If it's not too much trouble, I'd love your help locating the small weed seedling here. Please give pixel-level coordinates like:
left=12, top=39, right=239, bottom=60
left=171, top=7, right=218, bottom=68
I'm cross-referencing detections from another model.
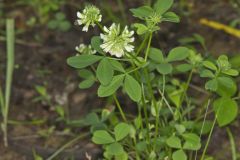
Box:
left=67, top=0, right=239, bottom=160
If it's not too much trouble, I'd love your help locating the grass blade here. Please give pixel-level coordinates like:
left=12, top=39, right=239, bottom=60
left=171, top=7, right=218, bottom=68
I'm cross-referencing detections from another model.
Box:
left=2, top=18, right=15, bottom=147
left=226, top=127, right=237, bottom=160
left=0, top=86, right=4, bottom=112
left=5, top=18, right=15, bottom=115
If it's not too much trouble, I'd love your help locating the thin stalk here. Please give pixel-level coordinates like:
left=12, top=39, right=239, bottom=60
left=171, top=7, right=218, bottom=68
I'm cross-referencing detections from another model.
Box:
left=143, top=68, right=159, bottom=147
left=154, top=75, right=166, bottom=149
left=2, top=19, right=15, bottom=147
left=107, top=57, right=130, bottom=62
left=113, top=94, right=127, bottom=122
left=136, top=34, right=149, bottom=56
left=158, top=89, right=174, bottom=115
left=96, top=21, right=104, bottom=32
left=126, top=63, right=146, bottom=74
left=226, top=127, right=237, bottom=160
left=126, top=52, right=146, bottom=147
left=194, top=99, right=210, bottom=160
left=180, top=69, right=194, bottom=106
left=144, top=33, right=153, bottom=61
left=126, top=52, right=141, bottom=64
left=141, top=84, right=151, bottom=144
left=0, top=86, right=4, bottom=112
left=200, top=116, right=217, bottom=160
left=46, top=133, right=89, bottom=160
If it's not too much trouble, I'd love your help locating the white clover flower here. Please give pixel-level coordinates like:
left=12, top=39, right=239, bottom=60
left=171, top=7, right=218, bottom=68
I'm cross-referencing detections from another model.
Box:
left=75, top=43, right=96, bottom=55
left=77, top=5, right=102, bottom=32
left=100, top=23, right=135, bottom=58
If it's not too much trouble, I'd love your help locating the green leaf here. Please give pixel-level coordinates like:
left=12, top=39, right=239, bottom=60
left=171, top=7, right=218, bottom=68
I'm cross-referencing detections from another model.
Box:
left=200, top=69, right=215, bottom=78
left=136, top=141, right=148, bottom=151
left=59, top=21, right=71, bottom=32
left=175, top=124, right=186, bottom=134
left=154, top=0, right=174, bottom=15
left=193, top=34, right=206, bottom=48
left=167, top=47, right=190, bottom=62
left=91, top=36, right=104, bottom=54
left=182, top=133, right=201, bottom=150
left=67, top=55, right=102, bottom=69
left=78, top=69, right=94, bottom=79
left=97, top=58, right=114, bottom=85
left=109, top=59, right=125, bottom=72
left=115, top=151, right=128, bottom=160
left=149, top=47, right=164, bottom=63
left=124, top=74, right=141, bottom=102
left=98, top=74, right=125, bottom=97
left=106, top=142, right=124, bottom=155
left=162, top=12, right=180, bottom=23
left=216, top=77, right=237, bottom=97
left=133, top=23, right=148, bottom=35
left=114, top=123, right=131, bottom=141
left=55, top=12, right=66, bottom=20
left=79, top=79, right=95, bottom=89
left=195, top=120, right=213, bottom=135
left=168, top=90, right=182, bottom=108
left=172, top=150, right=187, bottom=160
left=130, top=6, right=154, bottom=19
left=176, top=64, right=192, bottom=72
left=84, top=112, right=100, bottom=126
left=222, top=69, right=239, bottom=76
left=213, top=97, right=238, bottom=127
left=166, top=136, right=182, bottom=149
left=78, top=69, right=95, bottom=89
left=92, top=130, right=115, bottom=144
left=203, top=61, right=217, bottom=71
left=205, top=79, right=218, bottom=91
left=157, top=63, right=173, bottom=74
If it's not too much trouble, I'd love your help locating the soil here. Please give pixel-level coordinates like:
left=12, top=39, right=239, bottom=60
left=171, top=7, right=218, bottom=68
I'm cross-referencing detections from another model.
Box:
left=0, top=0, right=240, bottom=159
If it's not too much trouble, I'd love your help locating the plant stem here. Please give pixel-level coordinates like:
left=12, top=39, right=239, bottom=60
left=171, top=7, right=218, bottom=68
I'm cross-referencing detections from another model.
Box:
left=126, top=63, right=146, bottom=74
left=143, top=69, right=159, bottom=147
left=144, top=33, right=153, bottom=61
left=113, top=94, right=127, bottom=122
left=0, top=86, right=4, bottom=112
left=2, top=19, right=15, bottom=147
left=136, top=34, right=149, bottom=56
left=158, top=89, right=174, bottom=116
left=154, top=75, right=166, bottom=148
left=226, top=127, right=237, bottom=160
left=141, top=86, right=151, bottom=144
left=180, top=69, right=194, bottom=106
left=194, top=99, right=210, bottom=160
left=96, top=21, right=104, bottom=32
left=46, top=133, right=89, bottom=160
left=200, top=116, right=217, bottom=160
left=126, top=53, right=146, bottom=150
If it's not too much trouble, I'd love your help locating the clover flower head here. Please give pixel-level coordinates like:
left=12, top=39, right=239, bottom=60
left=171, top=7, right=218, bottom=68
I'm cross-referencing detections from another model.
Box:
left=100, top=23, right=135, bottom=58
left=75, top=43, right=96, bottom=55
left=77, top=5, right=102, bottom=32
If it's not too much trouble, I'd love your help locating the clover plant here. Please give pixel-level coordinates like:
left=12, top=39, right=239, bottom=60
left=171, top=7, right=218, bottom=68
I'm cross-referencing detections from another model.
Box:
left=67, top=0, right=239, bottom=159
